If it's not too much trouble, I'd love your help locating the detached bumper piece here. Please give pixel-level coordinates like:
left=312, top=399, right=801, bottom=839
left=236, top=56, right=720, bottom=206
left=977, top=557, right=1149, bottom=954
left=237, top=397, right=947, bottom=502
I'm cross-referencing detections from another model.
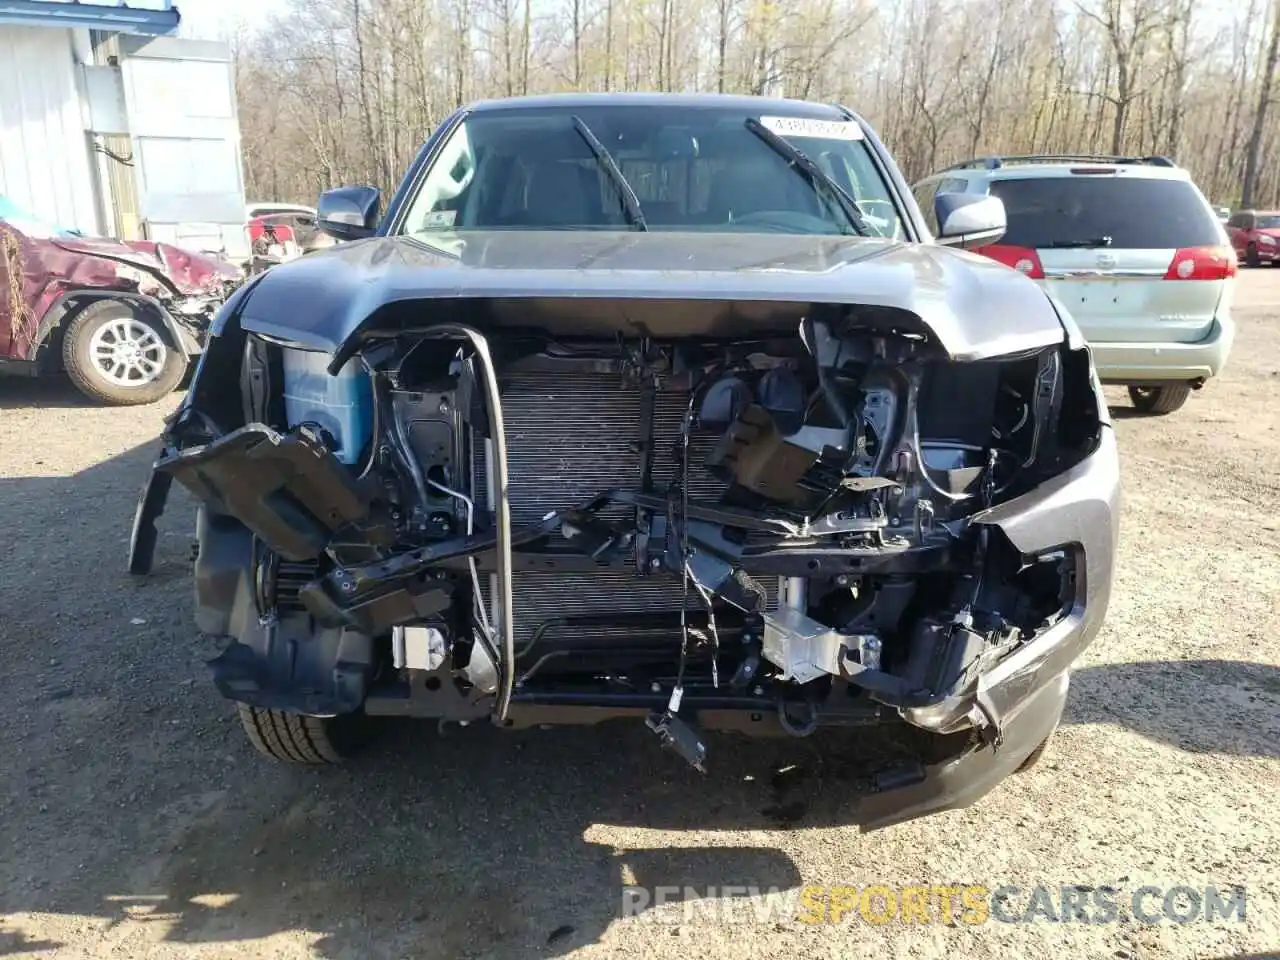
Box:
left=209, top=632, right=374, bottom=717
left=128, top=465, right=173, bottom=575
left=155, top=423, right=395, bottom=563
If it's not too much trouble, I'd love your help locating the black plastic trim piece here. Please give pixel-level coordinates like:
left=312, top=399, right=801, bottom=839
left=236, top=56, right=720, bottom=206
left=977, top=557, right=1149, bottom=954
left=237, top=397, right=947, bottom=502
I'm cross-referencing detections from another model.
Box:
left=127, top=464, right=173, bottom=575
left=369, top=324, right=515, bottom=725
left=153, top=423, right=390, bottom=562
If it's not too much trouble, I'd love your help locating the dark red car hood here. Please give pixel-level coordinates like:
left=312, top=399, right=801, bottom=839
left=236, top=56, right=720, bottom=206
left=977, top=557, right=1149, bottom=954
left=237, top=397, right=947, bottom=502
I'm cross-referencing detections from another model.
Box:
left=50, top=235, right=241, bottom=296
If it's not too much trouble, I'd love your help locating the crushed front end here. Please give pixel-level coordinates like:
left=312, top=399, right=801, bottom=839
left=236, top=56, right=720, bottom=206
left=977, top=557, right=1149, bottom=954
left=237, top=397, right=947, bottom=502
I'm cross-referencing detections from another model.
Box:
left=137, top=292, right=1118, bottom=829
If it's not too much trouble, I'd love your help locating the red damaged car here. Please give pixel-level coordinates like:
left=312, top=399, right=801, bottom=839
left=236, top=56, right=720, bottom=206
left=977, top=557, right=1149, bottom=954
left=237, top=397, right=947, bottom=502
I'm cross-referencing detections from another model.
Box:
left=1226, top=209, right=1280, bottom=267
left=0, top=198, right=243, bottom=405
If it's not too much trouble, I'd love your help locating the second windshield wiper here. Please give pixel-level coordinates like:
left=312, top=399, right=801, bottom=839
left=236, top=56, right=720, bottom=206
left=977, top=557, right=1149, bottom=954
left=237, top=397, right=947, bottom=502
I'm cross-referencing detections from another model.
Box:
left=743, top=117, right=869, bottom=236
left=571, top=116, right=647, bottom=231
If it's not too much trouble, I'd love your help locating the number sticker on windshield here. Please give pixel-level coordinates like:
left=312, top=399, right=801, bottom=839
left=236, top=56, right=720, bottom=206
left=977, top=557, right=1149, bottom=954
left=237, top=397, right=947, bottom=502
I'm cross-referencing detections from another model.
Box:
left=759, top=116, right=864, bottom=141
left=422, top=209, right=457, bottom=228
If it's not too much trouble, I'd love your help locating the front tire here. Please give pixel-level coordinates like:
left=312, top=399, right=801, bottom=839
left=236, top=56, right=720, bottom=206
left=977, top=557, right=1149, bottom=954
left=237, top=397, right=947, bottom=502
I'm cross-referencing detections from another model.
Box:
left=1016, top=729, right=1055, bottom=773
left=1246, top=243, right=1261, bottom=268
left=236, top=704, right=378, bottom=764
left=62, top=300, right=187, bottom=405
left=1128, top=384, right=1192, bottom=415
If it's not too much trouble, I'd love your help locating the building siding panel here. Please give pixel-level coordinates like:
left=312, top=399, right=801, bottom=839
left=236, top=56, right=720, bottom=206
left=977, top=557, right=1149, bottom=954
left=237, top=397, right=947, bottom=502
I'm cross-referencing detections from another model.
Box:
left=0, top=26, right=99, bottom=233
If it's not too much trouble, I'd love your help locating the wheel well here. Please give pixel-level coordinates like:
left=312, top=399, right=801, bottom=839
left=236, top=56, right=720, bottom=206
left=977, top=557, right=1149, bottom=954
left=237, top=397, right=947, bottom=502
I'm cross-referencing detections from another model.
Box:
left=35, top=294, right=180, bottom=372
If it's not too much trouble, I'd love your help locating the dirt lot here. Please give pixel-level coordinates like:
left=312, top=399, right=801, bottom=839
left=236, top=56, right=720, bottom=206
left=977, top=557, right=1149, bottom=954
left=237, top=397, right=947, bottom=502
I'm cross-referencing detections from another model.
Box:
left=2, top=272, right=1278, bottom=960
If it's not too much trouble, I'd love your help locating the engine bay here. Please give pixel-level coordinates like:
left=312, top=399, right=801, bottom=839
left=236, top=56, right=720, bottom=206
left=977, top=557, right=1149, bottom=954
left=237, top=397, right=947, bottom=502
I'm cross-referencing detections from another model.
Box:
left=154, top=302, right=1103, bottom=770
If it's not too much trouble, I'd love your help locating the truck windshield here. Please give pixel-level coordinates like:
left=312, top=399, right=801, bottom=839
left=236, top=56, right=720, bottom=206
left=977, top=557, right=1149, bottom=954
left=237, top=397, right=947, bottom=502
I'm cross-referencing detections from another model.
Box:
left=397, top=105, right=904, bottom=239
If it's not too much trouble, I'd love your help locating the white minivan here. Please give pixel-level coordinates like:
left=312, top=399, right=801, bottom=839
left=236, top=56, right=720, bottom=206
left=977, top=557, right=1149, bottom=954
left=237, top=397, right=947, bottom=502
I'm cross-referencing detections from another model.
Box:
left=912, top=154, right=1236, bottom=415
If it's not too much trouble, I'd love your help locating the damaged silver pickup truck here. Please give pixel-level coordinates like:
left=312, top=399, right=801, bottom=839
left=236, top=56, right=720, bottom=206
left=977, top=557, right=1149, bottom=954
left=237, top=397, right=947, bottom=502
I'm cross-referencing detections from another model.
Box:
left=129, top=94, right=1120, bottom=830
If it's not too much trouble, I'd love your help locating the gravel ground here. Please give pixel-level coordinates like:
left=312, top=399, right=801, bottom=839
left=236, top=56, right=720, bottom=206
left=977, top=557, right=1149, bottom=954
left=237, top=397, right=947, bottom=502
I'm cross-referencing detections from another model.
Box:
left=1, top=272, right=1278, bottom=960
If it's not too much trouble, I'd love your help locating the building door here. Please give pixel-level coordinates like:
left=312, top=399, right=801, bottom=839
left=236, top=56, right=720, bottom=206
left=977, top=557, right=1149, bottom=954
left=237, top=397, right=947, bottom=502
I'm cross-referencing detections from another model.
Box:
left=119, top=36, right=247, bottom=260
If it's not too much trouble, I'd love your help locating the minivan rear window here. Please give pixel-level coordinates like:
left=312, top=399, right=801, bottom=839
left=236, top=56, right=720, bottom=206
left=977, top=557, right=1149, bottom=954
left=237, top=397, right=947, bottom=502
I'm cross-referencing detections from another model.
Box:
left=987, top=177, right=1222, bottom=249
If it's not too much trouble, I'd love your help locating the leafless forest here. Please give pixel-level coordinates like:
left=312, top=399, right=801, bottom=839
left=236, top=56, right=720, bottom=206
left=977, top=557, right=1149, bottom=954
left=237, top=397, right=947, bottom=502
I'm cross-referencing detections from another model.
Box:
left=232, top=0, right=1280, bottom=212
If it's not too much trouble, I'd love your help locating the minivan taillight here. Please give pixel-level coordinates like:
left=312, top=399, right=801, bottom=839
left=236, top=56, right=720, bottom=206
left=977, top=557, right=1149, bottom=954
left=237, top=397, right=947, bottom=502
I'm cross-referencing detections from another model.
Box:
left=1164, top=245, right=1238, bottom=280
left=976, top=244, right=1045, bottom=279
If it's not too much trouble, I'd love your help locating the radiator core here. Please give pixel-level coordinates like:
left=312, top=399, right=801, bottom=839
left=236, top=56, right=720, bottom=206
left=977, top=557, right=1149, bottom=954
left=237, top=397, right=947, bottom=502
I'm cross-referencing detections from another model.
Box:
left=472, top=370, right=778, bottom=650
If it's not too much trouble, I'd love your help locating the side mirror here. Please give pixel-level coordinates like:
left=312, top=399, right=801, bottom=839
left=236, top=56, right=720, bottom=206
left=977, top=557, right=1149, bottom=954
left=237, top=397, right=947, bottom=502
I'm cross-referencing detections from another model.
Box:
left=317, top=186, right=382, bottom=241
left=934, top=192, right=1007, bottom=249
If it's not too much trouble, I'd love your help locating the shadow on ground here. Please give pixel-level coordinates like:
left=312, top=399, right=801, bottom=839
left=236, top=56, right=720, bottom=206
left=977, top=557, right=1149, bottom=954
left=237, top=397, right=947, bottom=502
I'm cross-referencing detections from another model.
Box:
left=1065, top=659, right=1280, bottom=759
left=1107, top=396, right=1185, bottom=420
left=0, top=374, right=98, bottom=411
left=0, top=429, right=876, bottom=959
left=1, top=407, right=1277, bottom=959
left=0, top=357, right=195, bottom=412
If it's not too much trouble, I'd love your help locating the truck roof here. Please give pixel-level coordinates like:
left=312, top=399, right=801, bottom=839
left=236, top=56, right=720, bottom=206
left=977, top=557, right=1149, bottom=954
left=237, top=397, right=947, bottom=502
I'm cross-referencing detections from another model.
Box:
left=466, top=91, right=850, bottom=119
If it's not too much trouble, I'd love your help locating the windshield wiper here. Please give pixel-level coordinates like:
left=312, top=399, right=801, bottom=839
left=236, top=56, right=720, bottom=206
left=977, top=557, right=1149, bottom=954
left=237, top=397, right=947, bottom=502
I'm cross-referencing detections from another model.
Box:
left=571, top=116, right=647, bottom=232
left=742, top=117, right=869, bottom=236
left=1045, top=236, right=1113, bottom=248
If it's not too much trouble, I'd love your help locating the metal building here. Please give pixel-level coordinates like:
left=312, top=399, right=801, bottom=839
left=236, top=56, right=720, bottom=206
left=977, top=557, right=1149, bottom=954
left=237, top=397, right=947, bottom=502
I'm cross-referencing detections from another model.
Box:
left=0, top=0, right=248, bottom=259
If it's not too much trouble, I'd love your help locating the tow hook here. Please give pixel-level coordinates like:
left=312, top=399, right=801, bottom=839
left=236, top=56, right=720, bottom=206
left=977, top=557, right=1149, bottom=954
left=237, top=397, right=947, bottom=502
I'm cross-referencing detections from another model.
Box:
left=777, top=698, right=820, bottom=738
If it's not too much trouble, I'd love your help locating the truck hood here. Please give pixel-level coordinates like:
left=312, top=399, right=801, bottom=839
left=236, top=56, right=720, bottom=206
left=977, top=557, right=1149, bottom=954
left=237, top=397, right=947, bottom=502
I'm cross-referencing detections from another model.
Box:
left=231, top=231, right=1068, bottom=362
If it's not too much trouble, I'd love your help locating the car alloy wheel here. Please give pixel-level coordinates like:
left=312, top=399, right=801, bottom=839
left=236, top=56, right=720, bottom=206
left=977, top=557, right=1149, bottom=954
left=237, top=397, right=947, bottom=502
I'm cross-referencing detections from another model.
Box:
left=87, top=315, right=169, bottom=388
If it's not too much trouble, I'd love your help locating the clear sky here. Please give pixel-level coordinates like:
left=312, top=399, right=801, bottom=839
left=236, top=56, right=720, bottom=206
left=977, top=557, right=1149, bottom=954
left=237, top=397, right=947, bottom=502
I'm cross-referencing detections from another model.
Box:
left=175, top=0, right=288, bottom=41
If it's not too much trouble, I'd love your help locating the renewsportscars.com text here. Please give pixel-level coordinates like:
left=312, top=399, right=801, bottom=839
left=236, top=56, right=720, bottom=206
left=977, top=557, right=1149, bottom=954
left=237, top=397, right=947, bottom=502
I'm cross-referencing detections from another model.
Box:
left=620, top=883, right=1247, bottom=926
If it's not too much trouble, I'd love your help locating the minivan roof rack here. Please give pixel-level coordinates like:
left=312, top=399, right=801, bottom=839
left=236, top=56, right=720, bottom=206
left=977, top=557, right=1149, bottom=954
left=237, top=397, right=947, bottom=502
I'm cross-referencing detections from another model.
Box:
left=941, top=153, right=1178, bottom=172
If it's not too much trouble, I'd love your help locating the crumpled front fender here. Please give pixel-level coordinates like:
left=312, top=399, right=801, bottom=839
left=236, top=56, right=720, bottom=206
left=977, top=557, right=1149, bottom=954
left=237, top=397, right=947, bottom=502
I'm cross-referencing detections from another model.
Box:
left=903, top=425, right=1120, bottom=737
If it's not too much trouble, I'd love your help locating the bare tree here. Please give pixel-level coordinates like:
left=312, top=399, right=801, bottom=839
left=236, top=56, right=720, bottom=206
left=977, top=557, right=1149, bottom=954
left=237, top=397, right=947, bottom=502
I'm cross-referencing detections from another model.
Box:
left=1077, top=0, right=1170, bottom=153
left=1243, top=0, right=1280, bottom=207
left=1156, top=0, right=1193, bottom=157
left=715, top=0, right=734, bottom=93
left=228, top=0, right=1280, bottom=210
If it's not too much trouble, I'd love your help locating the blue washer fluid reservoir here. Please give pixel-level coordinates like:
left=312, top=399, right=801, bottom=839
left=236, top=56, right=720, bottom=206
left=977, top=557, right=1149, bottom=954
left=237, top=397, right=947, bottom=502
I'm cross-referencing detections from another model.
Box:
left=281, top=349, right=374, bottom=465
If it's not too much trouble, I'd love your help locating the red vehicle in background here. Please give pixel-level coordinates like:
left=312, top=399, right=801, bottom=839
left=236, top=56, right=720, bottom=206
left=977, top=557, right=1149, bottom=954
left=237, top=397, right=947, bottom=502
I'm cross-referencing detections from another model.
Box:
left=1, top=195, right=242, bottom=405
left=1225, top=209, right=1280, bottom=267
left=248, top=216, right=300, bottom=263
left=246, top=210, right=336, bottom=275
